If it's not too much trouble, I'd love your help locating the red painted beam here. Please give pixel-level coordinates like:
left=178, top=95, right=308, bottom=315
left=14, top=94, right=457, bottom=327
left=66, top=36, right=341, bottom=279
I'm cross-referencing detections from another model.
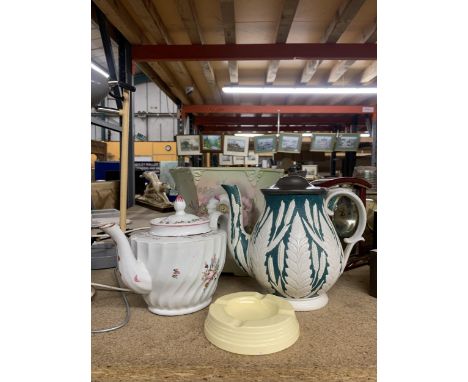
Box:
left=200, top=125, right=367, bottom=132
left=183, top=105, right=374, bottom=116
left=194, top=115, right=366, bottom=125
left=132, top=43, right=376, bottom=61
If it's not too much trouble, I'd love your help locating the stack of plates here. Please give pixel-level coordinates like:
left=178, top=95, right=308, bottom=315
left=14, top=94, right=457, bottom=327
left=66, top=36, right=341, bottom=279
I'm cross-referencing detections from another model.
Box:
left=204, top=292, right=300, bottom=355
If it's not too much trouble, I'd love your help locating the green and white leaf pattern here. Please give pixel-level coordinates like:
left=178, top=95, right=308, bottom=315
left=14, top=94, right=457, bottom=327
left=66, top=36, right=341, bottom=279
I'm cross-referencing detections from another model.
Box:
left=277, top=241, right=285, bottom=277
left=303, top=200, right=342, bottom=293
left=228, top=193, right=252, bottom=276
left=284, top=216, right=312, bottom=298
left=283, top=200, right=295, bottom=226
left=250, top=210, right=275, bottom=292
left=224, top=183, right=349, bottom=301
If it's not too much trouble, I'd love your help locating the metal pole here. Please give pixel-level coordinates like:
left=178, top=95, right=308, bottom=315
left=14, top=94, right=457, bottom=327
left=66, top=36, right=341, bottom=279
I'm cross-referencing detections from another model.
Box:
left=277, top=111, right=280, bottom=135
left=330, top=151, right=336, bottom=177
left=343, top=116, right=358, bottom=176
left=99, top=99, right=106, bottom=141
left=121, top=35, right=135, bottom=208
left=371, top=114, right=377, bottom=167
left=177, top=102, right=185, bottom=167
left=146, top=82, right=149, bottom=140
left=119, top=90, right=130, bottom=231
left=96, top=8, right=122, bottom=110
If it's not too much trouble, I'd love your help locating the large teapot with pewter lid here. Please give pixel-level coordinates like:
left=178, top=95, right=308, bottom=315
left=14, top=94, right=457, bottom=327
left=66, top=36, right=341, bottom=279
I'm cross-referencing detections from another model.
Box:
left=221, top=175, right=366, bottom=311
left=100, top=196, right=226, bottom=316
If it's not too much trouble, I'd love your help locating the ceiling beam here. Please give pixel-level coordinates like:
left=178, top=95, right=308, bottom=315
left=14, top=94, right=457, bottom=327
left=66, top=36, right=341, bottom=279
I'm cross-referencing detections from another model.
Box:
left=328, top=21, right=377, bottom=83
left=93, top=0, right=150, bottom=43
left=300, top=0, right=366, bottom=83
left=95, top=0, right=203, bottom=104
left=138, top=0, right=204, bottom=104
left=266, top=0, right=300, bottom=84
left=132, top=43, right=376, bottom=61
left=220, top=0, right=237, bottom=84
left=182, top=104, right=374, bottom=115
left=361, top=61, right=377, bottom=83
left=194, top=115, right=367, bottom=126
left=176, top=0, right=222, bottom=103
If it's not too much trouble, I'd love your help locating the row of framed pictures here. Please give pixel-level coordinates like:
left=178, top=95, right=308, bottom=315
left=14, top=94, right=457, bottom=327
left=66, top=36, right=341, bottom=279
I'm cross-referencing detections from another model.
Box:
left=219, top=152, right=259, bottom=166
left=175, top=133, right=361, bottom=156
left=176, top=134, right=251, bottom=156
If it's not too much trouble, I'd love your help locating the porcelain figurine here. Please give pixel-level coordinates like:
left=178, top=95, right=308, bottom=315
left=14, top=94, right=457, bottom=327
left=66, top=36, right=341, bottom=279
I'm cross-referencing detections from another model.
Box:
left=100, top=196, right=226, bottom=316
left=135, top=171, right=173, bottom=211
left=222, top=175, right=367, bottom=311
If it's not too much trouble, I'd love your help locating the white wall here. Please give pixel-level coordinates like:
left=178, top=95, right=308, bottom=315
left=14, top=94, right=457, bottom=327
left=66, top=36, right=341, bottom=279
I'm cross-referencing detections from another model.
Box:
left=91, top=81, right=178, bottom=142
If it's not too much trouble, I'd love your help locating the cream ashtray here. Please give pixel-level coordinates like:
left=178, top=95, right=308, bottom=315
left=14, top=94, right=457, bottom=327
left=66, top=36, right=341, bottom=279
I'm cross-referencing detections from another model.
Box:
left=204, top=292, right=300, bottom=355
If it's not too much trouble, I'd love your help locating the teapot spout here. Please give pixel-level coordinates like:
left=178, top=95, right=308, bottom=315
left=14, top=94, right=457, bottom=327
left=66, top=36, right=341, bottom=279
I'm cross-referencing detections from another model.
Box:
left=99, top=223, right=152, bottom=295
left=221, top=184, right=252, bottom=276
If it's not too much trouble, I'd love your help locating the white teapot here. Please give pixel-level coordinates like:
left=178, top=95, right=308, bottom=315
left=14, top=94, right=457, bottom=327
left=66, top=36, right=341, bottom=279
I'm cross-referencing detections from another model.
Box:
left=221, top=175, right=367, bottom=311
left=100, top=196, right=226, bottom=316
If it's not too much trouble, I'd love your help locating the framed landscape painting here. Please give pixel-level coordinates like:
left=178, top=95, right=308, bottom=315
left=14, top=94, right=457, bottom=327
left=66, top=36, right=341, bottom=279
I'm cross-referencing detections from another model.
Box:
left=278, top=133, right=302, bottom=153
left=253, top=135, right=277, bottom=155
left=176, top=135, right=201, bottom=155
left=232, top=156, right=245, bottom=165
left=309, top=133, right=336, bottom=152
left=245, top=151, right=259, bottom=166
left=223, top=135, right=249, bottom=157
left=302, top=164, right=318, bottom=177
left=219, top=154, right=233, bottom=166
left=201, top=134, right=223, bottom=153
left=334, top=133, right=361, bottom=152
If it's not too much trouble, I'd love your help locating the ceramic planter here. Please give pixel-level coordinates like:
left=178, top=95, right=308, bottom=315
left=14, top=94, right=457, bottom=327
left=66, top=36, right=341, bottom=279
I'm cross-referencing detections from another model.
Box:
left=170, top=167, right=284, bottom=274
left=170, top=167, right=284, bottom=231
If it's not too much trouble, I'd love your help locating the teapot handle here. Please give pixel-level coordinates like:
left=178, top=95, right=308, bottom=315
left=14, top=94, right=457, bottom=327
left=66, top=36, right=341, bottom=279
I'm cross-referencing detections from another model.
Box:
left=209, top=211, right=223, bottom=230
left=324, top=188, right=367, bottom=271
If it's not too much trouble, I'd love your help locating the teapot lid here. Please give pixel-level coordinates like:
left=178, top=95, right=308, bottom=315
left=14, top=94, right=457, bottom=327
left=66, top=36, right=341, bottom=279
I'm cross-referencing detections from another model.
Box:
left=262, top=175, right=326, bottom=195
left=149, top=195, right=211, bottom=237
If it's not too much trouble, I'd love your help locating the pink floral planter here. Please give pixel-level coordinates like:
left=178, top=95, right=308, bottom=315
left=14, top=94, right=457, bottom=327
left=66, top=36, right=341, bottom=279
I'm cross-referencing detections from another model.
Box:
left=170, top=167, right=284, bottom=233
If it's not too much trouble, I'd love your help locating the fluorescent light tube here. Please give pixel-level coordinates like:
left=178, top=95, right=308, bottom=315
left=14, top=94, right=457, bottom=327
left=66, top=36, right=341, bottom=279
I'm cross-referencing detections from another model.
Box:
left=222, top=87, right=377, bottom=95
left=234, top=133, right=263, bottom=137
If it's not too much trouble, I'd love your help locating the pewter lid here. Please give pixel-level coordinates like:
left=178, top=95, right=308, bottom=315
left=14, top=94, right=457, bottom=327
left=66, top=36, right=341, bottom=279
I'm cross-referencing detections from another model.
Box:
left=149, top=195, right=211, bottom=236
left=261, top=174, right=326, bottom=195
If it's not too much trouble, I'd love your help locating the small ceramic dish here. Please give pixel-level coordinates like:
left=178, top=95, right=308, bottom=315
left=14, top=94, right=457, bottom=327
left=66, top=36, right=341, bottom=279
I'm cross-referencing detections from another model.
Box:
left=204, top=291, right=300, bottom=355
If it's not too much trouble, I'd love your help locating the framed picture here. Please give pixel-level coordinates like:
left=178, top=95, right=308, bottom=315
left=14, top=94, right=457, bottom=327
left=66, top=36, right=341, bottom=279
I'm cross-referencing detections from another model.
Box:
left=245, top=151, right=259, bottom=166
left=253, top=135, right=277, bottom=155
left=201, top=134, right=223, bottom=153
left=223, top=135, right=249, bottom=157
left=219, top=154, right=233, bottom=166
left=335, top=133, right=361, bottom=152
left=302, top=164, right=318, bottom=177
left=232, top=156, right=245, bottom=165
left=278, top=133, right=302, bottom=153
left=310, top=133, right=336, bottom=152
left=176, top=135, right=201, bottom=155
